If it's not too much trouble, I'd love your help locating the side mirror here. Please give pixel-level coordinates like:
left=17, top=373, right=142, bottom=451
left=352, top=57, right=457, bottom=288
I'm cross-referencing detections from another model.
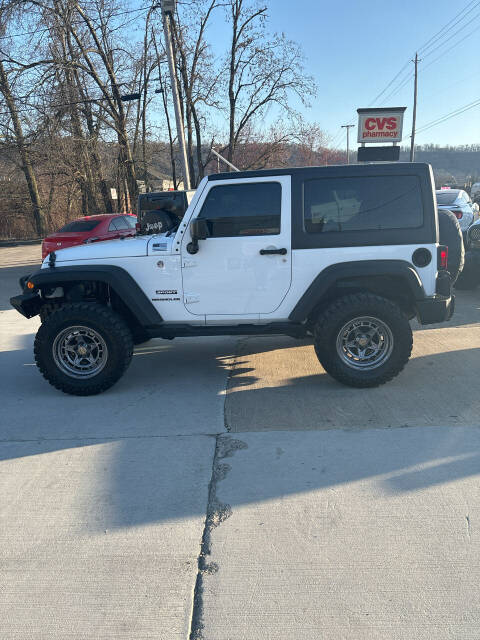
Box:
left=190, top=218, right=208, bottom=240
left=187, top=218, right=208, bottom=254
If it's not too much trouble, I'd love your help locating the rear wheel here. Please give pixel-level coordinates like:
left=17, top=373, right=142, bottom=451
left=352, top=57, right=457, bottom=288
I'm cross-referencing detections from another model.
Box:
left=314, top=293, right=413, bottom=388
left=34, top=302, right=133, bottom=395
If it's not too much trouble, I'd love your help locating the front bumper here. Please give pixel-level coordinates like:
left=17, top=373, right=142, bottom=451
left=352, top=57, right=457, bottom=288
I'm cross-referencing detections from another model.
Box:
left=10, top=292, right=43, bottom=318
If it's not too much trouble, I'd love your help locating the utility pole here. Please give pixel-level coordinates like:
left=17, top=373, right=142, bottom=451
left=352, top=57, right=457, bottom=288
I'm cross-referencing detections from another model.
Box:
left=341, top=124, right=355, bottom=164
left=160, top=0, right=191, bottom=190
left=410, top=52, right=420, bottom=162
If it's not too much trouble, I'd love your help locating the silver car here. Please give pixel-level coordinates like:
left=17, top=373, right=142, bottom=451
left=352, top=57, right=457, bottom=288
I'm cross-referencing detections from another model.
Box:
left=436, top=189, right=479, bottom=235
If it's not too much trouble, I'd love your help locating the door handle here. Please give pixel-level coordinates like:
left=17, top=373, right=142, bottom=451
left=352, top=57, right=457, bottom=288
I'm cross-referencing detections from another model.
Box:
left=259, top=248, right=287, bottom=255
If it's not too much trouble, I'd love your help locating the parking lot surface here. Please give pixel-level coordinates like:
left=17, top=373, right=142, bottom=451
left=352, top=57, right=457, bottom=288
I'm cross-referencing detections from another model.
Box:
left=1, top=244, right=480, bottom=638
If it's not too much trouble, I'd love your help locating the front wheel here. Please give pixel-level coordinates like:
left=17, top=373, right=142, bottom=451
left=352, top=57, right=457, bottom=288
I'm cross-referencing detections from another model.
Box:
left=314, top=294, right=413, bottom=388
left=34, top=302, right=133, bottom=395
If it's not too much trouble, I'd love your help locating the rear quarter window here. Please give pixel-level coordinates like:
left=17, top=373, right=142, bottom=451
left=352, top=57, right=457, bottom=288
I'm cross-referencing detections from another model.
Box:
left=436, top=191, right=458, bottom=206
left=59, top=220, right=101, bottom=232
left=109, top=217, right=129, bottom=231
left=124, top=215, right=137, bottom=228
left=304, top=175, right=424, bottom=234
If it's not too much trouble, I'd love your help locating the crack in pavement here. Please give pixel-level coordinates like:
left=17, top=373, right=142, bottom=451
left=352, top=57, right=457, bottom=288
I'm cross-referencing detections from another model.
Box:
left=222, top=336, right=247, bottom=433
left=0, top=433, right=221, bottom=443
left=188, top=435, right=248, bottom=640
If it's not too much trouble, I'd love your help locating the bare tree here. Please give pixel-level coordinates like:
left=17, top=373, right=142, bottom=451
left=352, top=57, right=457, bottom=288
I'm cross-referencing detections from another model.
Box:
left=0, top=56, right=47, bottom=235
left=0, top=0, right=328, bottom=240
left=66, top=1, right=138, bottom=209
left=171, top=0, right=222, bottom=185
left=225, top=0, right=315, bottom=166
left=152, top=29, right=178, bottom=189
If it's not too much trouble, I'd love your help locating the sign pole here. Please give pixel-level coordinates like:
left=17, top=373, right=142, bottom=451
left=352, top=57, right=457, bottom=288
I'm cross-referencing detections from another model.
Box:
left=341, top=124, right=355, bottom=164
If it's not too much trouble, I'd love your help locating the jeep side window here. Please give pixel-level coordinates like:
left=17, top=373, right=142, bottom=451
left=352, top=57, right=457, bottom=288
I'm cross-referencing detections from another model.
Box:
left=197, top=182, right=281, bottom=237
left=303, top=175, right=423, bottom=233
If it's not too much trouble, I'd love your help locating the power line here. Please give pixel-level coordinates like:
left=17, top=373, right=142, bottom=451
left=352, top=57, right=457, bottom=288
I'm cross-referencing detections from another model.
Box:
left=413, top=97, right=480, bottom=135
left=368, top=0, right=480, bottom=109
left=365, top=1, right=480, bottom=111
left=380, top=72, right=414, bottom=105
left=329, top=127, right=345, bottom=146
left=0, top=84, right=144, bottom=117
left=0, top=94, right=115, bottom=117
left=368, top=60, right=411, bottom=107
left=422, top=69, right=480, bottom=98
left=417, top=0, right=480, bottom=55
left=422, top=19, right=480, bottom=72
left=421, top=8, right=480, bottom=61
left=7, top=81, right=129, bottom=104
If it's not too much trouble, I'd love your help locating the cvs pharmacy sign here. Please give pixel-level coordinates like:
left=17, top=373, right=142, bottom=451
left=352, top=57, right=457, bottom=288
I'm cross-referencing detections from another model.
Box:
left=357, top=107, right=406, bottom=144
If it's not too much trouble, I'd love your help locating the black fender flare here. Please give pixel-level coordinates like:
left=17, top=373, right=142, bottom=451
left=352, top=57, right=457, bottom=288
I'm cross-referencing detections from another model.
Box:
left=289, top=260, right=426, bottom=323
left=26, top=265, right=162, bottom=326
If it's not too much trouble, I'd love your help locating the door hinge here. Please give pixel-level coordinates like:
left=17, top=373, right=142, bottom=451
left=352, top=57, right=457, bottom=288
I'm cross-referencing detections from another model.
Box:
left=183, top=260, right=197, bottom=268
left=185, top=294, right=200, bottom=304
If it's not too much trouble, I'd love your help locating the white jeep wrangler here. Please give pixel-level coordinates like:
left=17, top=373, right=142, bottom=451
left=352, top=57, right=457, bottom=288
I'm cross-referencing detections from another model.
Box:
left=11, top=162, right=456, bottom=395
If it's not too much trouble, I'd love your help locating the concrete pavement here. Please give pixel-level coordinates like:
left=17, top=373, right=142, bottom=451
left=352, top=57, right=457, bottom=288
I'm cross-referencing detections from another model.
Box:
left=1, top=435, right=215, bottom=639
left=0, top=246, right=234, bottom=638
left=1, top=244, right=480, bottom=638
left=199, top=428, right=480, bottom=639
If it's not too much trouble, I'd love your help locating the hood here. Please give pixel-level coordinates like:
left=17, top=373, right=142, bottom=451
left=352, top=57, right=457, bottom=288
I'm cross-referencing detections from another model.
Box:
left=42, top=235, right=150, bottom=265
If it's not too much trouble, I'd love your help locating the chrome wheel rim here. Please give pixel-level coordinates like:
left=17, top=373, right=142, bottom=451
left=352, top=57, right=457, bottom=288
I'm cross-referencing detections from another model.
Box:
left=53, top=326, right=108, bottom=379
left=336, top=316, right=394, bottom=371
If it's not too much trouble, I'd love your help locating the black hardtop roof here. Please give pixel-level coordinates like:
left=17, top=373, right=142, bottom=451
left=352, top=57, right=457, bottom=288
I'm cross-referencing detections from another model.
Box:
left=207, top=162, right=431, bottom=182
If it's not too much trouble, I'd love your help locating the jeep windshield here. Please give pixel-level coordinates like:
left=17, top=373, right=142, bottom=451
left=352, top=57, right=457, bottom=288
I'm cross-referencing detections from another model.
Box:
left=138, top=193, right=187, bottom=219
left=137, top=191, right=193, bottom=235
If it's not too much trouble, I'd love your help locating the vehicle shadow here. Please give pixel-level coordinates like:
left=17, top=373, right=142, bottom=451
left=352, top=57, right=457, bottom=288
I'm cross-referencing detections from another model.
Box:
left=1, top=324, right=480, bottom=530
left=225, top=341, right=480, bottom=432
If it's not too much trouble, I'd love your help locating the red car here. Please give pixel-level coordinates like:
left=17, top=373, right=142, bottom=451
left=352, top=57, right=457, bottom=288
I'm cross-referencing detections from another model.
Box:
left=42, top=214, right=137, bottom=260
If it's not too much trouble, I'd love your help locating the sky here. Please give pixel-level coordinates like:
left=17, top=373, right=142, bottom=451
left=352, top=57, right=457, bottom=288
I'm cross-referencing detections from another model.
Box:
left=199, top=0, right=480, bottom=149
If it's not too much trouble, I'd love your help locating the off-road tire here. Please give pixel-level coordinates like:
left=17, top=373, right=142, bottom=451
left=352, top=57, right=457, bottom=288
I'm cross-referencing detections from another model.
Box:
left=131, top=327, right=151, bottom=345
left=314, top=293, right=413, bottom=388
left=39, top=302, right=60, bottom=323
left=438, top=208, right=464, bottom=283
left=34, top=302, right=133, bottom=395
